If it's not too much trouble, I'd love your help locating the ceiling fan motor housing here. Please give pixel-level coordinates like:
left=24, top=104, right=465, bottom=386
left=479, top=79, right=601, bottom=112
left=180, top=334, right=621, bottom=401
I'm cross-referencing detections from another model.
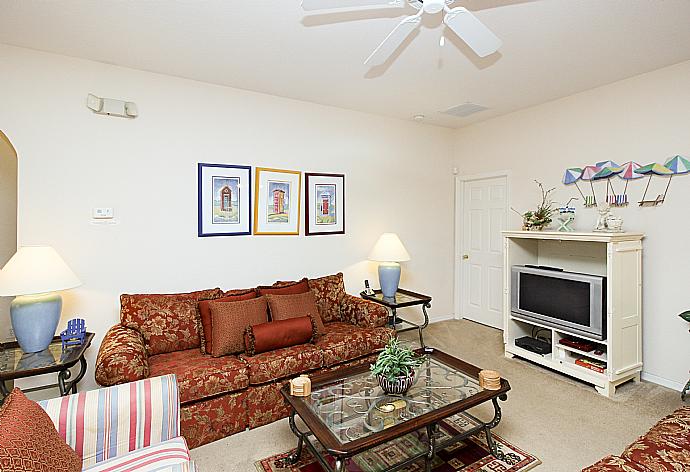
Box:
left=418, top=0, right=451, bottom=14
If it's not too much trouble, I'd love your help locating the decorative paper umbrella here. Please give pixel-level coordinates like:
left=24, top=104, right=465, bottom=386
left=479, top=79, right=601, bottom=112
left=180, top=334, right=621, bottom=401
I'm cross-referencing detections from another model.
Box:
left=580, top=165, right=602, bottom=205
left=618, top=161, right=644, bottom=180
left=664, top=155, right=690, bottom=174
left=617, top=161, right=644, bottom=201
left=635, top=163, right=673, bottom=205
left=593, top=165, right=623, bottom=201
left=562, top=168, right=586, bottom=200
left=595, top=160, right=621, bottom=169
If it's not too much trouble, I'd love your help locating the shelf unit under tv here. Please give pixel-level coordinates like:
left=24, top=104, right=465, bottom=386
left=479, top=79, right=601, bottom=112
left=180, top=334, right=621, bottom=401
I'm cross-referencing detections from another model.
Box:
left=503, top=231, right=644, bottom=398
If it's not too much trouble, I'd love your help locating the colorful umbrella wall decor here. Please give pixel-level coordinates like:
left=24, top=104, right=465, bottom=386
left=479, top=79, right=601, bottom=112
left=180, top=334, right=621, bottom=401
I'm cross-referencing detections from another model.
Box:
left=664, top=155, right=690, bottom=174
left=595, top=160, right=621, bottom=169
left=580, top=165, right=602, bottom=207
left=593, top=165, right=624, bottom=205
left=616, top=161, right=644, bottom=206
left=562, top=168, right=586, bottom=200
left=636, top=163, right=673, bottom=206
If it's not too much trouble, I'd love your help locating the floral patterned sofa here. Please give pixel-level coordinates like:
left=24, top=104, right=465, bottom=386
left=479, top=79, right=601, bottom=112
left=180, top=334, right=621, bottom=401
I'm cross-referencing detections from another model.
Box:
left=95, top=273, right=393, bottom=448
left=582, top=406, right=690, bottom=471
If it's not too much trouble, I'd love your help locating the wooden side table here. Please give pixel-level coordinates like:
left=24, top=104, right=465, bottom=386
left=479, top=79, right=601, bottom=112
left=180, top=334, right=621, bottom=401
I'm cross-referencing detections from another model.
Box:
left=0, top=332, right=94, bottom=402
left=360, top=288, right=432, bottom=347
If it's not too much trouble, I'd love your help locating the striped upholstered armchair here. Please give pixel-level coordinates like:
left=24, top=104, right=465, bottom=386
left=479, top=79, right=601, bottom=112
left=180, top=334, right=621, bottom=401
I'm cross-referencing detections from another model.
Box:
left=37, top=374, right=196, bottom=471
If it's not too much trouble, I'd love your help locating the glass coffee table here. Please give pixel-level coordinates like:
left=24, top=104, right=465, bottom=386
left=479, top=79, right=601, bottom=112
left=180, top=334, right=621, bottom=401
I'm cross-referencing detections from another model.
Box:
left=281, top=347, right=510, bottom=472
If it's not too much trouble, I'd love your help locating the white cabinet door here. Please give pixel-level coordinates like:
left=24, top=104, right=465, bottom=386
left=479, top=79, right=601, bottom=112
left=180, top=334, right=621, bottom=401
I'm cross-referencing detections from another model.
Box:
left=461, top=177, right=507, bottom=329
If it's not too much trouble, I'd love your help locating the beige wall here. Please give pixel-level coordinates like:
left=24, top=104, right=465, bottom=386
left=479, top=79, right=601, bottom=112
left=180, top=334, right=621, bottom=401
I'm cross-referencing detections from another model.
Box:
left=0, top=132, right=17, bottom=341
left=454, top=60, right=690, bottom=390
left=0, top=44, right=455, bottom=391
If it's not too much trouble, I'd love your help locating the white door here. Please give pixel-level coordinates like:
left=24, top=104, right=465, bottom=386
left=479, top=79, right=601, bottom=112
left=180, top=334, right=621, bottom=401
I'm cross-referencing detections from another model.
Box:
left=460, top=176, right=507, bottom=329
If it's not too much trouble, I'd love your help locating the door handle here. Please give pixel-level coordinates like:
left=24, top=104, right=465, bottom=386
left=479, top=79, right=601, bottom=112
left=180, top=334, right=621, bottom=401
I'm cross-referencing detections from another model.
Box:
left=462, top=254, right=469, bottom=260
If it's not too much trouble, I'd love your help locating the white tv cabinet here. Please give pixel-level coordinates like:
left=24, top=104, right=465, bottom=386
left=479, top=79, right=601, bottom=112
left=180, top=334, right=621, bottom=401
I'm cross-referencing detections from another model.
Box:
left=502, top=231, right=644, bottom=397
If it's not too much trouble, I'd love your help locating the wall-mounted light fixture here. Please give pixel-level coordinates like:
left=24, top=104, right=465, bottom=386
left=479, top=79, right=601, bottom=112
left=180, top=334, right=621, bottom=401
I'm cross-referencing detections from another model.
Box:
left=86, top=93, right=138, bottom=118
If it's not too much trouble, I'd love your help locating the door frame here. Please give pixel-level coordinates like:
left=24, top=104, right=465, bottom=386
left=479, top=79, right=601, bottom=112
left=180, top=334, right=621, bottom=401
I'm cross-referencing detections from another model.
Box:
left=454, top=170, right=511, bottom=323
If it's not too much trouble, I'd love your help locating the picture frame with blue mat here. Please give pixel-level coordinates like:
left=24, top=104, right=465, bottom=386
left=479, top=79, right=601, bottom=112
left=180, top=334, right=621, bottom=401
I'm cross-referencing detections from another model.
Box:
left=198, top=163, right=252, bottom=237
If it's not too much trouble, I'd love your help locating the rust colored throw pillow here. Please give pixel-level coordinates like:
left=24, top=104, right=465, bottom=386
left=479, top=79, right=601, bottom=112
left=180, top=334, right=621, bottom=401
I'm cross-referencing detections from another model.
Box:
left=244, top=316, right=317, bottom=356
left=198, top=289, right=257, bottom=354
left=265, top=291, right=325, bottom=336
left=308, top=273, right=347, bottom=323
left=209, top=296, right=269, bottom=357
left=0, top=388, right=82, bottom=472
left=256, top=278, right=310, bottom=296
left=120, top=288, right=223, bottom=356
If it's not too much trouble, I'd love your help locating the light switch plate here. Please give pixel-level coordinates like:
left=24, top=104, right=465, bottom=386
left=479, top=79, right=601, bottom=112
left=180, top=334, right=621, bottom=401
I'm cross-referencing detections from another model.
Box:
left=92, top=207, right=114, bottom=219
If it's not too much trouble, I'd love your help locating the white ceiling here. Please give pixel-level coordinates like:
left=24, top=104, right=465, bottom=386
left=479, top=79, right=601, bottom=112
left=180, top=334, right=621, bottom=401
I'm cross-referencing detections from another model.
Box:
left=2, top=0, right=690, bottom=128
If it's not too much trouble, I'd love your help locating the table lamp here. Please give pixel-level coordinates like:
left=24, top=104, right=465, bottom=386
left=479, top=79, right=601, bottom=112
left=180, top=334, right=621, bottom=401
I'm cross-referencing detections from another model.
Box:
left=369, top=233, right=411, bottom=299
left=0, top=246, right=81, bottom=353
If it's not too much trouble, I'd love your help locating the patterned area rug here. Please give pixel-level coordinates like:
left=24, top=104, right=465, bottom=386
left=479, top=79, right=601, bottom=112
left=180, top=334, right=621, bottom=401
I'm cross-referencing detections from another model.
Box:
left=255, top=413, right=540, bottom=471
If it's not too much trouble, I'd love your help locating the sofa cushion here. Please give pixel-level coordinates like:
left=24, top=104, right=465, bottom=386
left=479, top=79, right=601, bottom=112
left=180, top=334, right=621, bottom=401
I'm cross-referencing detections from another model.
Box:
left=0, top=388, right=82, bottom=472
left=257, top=278, right=310, bottom=296
left=209, top=296, right=269, bottom=357
left=265, top=291, right=325, bottom=335
left=308, top=273, right=347, bottom=323
left=316, top=322, right=393, bottom=367
left=121, top=289, right=223, bottom=356
left=82, top=437, right=191, bottom=472
left=620, top=406, right=690, bottom=471
left=240, top=344, right=323, bottom=384
left=245, top=316, right=316, bottom=356
left=149, top=349, right=249, bottom=404
left=198, top=289, right=256, bottom=355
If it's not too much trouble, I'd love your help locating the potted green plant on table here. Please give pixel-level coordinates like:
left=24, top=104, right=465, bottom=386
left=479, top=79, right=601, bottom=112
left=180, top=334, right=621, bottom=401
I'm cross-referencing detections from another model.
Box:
left=371, top=338, right=423, bottom=395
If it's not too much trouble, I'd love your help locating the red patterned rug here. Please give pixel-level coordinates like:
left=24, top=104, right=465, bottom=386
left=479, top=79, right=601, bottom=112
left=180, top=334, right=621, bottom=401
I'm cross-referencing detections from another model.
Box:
left=255, top=413, right=540, bottom=471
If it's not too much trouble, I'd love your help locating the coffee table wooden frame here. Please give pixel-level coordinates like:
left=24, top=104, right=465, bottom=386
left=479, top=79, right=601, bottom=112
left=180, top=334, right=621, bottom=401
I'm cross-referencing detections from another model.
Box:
left=281, top=347, right=510, bottom=472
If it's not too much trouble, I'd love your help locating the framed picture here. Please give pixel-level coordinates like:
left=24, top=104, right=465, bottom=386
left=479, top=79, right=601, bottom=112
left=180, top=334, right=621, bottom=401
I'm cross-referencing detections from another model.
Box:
left=197, top=163, right=251, bottom=237
left=305, top=173, right=345, bottom=236
left=254, top=167, right=301, bottom=235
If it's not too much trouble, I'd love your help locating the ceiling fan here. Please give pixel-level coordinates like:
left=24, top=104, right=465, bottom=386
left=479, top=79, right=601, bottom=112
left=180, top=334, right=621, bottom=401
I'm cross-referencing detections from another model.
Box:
left=301, top=0, right=502, bottom=65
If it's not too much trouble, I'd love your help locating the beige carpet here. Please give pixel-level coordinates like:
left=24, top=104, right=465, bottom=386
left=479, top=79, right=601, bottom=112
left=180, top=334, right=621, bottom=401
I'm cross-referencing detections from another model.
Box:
left=191, top=319, right=683, bottom=471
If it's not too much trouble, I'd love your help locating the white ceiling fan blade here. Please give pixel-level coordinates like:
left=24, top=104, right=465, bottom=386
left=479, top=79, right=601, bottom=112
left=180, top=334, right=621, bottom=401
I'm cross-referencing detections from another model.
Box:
left=444, top=7, right=502, bottom=58
left=364, top=14, right=422, bottom=66
left=301, top=0, right=403, bottom=12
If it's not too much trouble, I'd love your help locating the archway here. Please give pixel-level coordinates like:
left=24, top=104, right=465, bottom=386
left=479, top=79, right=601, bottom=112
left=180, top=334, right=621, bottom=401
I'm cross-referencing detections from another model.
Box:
left=0, top=131, right=18, bottom=342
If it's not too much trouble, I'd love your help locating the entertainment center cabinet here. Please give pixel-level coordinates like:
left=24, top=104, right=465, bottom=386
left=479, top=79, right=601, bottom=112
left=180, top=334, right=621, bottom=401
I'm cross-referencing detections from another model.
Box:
left=502, top=231, right=644, bottom=397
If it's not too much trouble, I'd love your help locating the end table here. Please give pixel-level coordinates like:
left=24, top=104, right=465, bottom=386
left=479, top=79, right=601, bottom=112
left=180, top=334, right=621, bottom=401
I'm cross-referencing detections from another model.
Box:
left=0, top=332, right=94, bottom=403
left=360, top=288, right=432, bottom=347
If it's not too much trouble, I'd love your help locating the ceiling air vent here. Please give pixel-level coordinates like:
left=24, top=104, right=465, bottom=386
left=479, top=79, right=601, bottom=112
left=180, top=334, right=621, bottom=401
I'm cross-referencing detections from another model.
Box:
left=442, top=103, right=488, bottom=118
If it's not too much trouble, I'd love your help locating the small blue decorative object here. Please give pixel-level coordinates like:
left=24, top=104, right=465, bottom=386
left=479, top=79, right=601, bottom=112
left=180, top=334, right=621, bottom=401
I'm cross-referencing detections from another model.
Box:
left=60, top=318, right=86, bottom=350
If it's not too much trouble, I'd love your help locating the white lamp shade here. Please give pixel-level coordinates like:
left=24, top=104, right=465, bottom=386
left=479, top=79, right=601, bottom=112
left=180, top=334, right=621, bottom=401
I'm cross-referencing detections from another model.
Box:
left=368, top=233, right=411, bottom=262
left=0, top=246, right=81, bottom=296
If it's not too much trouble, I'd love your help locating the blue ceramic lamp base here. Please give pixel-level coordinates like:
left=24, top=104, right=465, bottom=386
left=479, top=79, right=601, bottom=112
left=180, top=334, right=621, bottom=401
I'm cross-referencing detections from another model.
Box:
left=10, top=292, right=62, bottom=353
left=378, top=262, right=401, bottom=299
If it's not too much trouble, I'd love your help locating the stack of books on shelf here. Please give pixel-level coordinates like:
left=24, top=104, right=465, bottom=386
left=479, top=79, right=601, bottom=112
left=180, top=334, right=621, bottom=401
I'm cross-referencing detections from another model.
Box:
left=575, top=357, right=607, bottom=373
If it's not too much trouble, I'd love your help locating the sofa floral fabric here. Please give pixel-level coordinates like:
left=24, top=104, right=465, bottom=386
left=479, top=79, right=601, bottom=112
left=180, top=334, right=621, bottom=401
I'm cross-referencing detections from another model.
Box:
left=121, top=289, right=222, bottom=356
left=95, top=325, right=149, bottom=386
left=308, top=273, right=346, bottom=323
left=148, top=349, right=249, bottom=404
left=583, top=406, right=690, bottom=472
left=341, top=294, right=389, bottom=328
left=583, top=455, right=652, bottom=472
left=181, top=391, right=247, bottom=449
left=620, top=407, right=690, bottom=471
left=246, top=381, right=292, bottom=430
left=320, top=353, right=379, bottom=374
left=240, top=344, right=323, bottom=385
left=316, top=322, right=393, bottom=366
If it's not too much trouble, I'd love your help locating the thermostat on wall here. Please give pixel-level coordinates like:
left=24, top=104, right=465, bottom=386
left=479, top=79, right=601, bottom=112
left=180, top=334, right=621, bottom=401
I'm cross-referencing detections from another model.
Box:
left=92, top=208, right=114, bottom=219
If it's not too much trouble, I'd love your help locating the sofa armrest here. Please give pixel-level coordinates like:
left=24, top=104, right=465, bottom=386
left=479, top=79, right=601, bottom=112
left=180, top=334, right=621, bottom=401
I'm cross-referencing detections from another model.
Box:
left=95, top=324, right=149, bottom=387
left=341, top=294, right=389, bottom=328
left=38, top=375, right=181, bottom=469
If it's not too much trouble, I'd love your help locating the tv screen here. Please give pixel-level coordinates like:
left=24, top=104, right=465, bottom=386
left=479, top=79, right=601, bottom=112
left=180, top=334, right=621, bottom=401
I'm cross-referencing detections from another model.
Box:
left=519, top=273, right=591, bottom=327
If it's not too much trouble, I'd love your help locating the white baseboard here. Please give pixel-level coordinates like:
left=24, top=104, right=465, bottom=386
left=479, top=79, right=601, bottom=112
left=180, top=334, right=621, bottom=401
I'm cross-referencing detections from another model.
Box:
left=641, top=371, right=685, bottom=392
left=430, top=313, right=456, bottom=323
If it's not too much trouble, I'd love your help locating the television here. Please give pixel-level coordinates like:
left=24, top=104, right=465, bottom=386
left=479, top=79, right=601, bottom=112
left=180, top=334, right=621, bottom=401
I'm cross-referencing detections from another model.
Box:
left=511, top=265, right=606, bottom=340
